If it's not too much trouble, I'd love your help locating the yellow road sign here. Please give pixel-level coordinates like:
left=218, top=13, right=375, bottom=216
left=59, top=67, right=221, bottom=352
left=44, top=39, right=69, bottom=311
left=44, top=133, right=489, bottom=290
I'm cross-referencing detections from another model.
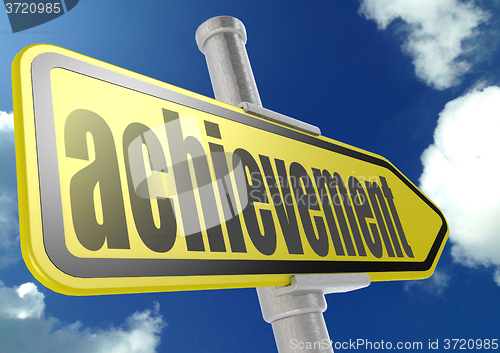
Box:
left=13, top=44, right=448, bottom=295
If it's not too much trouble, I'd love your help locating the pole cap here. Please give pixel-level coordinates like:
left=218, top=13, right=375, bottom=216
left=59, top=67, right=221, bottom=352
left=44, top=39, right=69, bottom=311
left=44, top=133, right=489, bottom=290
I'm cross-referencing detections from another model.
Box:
left=195, top=16, right=247, bottom=54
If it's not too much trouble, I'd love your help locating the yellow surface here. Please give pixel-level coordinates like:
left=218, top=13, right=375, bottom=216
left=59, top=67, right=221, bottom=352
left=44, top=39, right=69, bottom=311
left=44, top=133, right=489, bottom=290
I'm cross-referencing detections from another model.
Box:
left=12, top=44, right=448, bottom=295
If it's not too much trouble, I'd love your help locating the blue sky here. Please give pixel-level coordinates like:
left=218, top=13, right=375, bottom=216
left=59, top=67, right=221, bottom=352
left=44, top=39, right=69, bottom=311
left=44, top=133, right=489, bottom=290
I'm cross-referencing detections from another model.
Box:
left=1, top=0, right=500, bottom=352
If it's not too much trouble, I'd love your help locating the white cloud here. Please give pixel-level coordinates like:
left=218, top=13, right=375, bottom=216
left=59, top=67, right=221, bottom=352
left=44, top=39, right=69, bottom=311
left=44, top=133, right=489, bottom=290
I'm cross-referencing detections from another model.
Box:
left=404, top=270, right=450, bottom=295
left=420, top=86, right=500, bottom=285
left=0, top=111, right=14, bottom=132
left=494, top=268, right=500, bottom=286
left=0, top=282, right=45, bottom=319
left=0, top=282, right=165, bottom=353
left=359, top=0, right=489, bottom=90
left=0, top=111, right=20, bottom=269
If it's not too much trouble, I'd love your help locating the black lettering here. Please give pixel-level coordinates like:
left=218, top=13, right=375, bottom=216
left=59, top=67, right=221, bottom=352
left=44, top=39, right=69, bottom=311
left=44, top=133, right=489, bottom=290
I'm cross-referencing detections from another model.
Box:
left=233, top=148, right=276, bottom=256
left=206, top=121, right=246, bottom=253
left=65, top=109, right=129, bottom=251
left=348, top=177, right=382, bottom=258
left=289, top=162, right=329, bottom=257
left=380, top=176, right=414, bottom=258
left=123, top=123, right=176, bottom=253
left=332, top=172, right=366, bottom=256
left=312, top=168, right=347, bottom=256
left=204, top=120, right=221, bottom=139
left=365, top=181, right=403, bottom=257
left=260, top=156, right=303, bottom=254
left=163, top=109, right=225, bottom=252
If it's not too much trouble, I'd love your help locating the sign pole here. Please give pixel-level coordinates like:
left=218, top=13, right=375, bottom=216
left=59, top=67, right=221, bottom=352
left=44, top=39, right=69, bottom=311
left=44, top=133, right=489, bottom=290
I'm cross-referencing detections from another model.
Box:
left=196, top=16, right=371, bottom=353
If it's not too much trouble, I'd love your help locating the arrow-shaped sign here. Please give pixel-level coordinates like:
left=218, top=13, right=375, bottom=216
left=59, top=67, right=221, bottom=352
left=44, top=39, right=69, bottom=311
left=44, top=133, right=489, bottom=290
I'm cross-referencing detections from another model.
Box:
left=13, top=44, right=448, bottom=295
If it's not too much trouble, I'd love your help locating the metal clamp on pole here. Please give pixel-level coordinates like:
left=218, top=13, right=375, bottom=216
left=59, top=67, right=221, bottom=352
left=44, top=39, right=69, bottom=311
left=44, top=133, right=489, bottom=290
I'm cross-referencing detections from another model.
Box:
left=196, top=16, right=370, bottom=353
left=239, top=101, right=322, bottom=135
left=257, top=274, right=370, bottom=353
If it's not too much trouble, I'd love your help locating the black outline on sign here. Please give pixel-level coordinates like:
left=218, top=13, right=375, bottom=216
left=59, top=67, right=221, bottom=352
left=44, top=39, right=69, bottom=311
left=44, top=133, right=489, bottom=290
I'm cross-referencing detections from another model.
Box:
left=30, top=49, right=448, bottom=279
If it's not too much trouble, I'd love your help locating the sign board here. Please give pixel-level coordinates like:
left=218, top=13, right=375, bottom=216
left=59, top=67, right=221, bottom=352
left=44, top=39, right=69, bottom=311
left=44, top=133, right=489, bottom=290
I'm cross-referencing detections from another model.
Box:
left=13, top=44, right=448, bottom=295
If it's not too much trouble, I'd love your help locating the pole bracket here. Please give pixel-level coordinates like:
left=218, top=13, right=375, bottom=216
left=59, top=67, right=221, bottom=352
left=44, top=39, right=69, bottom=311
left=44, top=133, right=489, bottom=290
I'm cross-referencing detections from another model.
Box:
left=239, top=101, right=322, bottom=135
left=274, top=273, right=371, bottom=297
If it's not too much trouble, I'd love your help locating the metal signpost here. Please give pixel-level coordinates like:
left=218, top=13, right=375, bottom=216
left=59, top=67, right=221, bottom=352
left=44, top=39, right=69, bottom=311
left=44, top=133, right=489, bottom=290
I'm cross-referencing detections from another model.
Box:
left=195, top=16, right=449, bottom=352
left=12, top=15, right=448, bottom=353
left=195, top=16, right=371, bottom=353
